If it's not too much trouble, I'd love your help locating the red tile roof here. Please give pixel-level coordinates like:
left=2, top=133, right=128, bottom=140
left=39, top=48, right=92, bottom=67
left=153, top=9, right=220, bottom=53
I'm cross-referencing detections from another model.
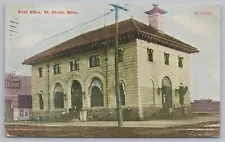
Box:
left=23, top=18, right=199, bottom=65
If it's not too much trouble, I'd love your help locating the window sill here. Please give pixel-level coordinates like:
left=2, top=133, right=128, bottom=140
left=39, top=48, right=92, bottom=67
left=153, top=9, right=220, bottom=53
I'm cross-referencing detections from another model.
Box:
left=90, top=66, right=100, bottom=68
left=84, top=106, right=105, bottom=110
left=70, top=70, right=79, bottom=72
left=53, top=108, right=66, bottom=111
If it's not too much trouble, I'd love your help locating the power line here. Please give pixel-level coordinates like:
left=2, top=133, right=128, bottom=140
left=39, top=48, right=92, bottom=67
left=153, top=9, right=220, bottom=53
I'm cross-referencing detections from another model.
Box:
left=19, top=11, right=113, bottom=48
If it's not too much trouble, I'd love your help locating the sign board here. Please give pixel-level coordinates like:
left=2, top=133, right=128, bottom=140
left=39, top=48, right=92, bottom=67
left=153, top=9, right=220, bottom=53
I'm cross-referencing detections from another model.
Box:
left=5, top=76, right=20, bottom=89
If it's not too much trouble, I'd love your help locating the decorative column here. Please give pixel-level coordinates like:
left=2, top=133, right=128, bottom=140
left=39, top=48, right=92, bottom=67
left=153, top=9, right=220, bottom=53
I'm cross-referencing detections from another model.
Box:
left=67, top=91, right=71, bottom=111
left=82, top=91, right=89, bottom=109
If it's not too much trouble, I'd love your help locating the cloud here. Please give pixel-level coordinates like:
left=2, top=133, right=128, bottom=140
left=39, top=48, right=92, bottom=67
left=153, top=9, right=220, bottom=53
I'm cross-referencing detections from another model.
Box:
left=172, top=14, right=212, bottom=36
left=18, top=33, right=45, bottom=48
left=6, top=64, right=31, bottom=76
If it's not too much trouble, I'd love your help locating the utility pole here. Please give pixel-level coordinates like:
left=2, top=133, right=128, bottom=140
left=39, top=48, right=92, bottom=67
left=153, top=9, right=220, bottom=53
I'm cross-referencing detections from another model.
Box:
left=110, top=4, right=128, bottom=127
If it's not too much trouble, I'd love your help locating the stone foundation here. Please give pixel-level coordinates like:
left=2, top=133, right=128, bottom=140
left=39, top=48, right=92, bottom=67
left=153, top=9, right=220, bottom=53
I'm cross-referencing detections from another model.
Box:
left=29, top=105, right=193, bottom=121
left=85, top=107, right=140, bottom=121
left=142, top=106, right=162, bottom=120
left=29, top=110, right=67, bottom=121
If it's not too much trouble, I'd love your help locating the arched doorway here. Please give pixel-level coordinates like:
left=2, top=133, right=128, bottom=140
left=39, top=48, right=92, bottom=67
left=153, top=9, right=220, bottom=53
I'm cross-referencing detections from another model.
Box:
left=71, top=80, right=83, bottom=110
left=162, top=76, right=172, bottom=109
left=54, top=83, right=64, bottom=109
left=90, top=78, right=103, bottom=107
left=119, top=81, right=125, bottom=106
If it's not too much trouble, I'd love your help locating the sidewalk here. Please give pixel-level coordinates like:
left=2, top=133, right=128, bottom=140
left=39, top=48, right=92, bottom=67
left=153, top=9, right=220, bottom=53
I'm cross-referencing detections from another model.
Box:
left=5, top=115, right=219, bottom=128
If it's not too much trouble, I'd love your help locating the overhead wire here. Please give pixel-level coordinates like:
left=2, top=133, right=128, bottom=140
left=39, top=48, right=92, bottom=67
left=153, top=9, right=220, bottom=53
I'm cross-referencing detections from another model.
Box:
left=18, top=11, right=113, bottom=48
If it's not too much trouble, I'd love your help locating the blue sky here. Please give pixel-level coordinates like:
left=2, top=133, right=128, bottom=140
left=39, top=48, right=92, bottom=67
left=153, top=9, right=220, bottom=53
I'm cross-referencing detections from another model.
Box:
left=5, top=1, right=221, bottom=101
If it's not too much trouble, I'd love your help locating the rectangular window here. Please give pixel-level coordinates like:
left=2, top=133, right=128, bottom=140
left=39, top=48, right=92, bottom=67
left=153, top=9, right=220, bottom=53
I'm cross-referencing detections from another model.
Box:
left=70, top=58, right=79, bottom=71
left=164, top=52, right=170, bottom=65
left=24, top=110, right=28, bottom=116
left=178, top=56, right=183, bottom=68
left=38, top=67, right=43, bottom=77
left=19, top=109, right=24, bottom=117
left=53, top=64, right=60, bottom=74
left=147, top=48, right=153, bottom=62
left=89, top=55, right=100, bottom=68
left=118, top=48, right=124, bottom=62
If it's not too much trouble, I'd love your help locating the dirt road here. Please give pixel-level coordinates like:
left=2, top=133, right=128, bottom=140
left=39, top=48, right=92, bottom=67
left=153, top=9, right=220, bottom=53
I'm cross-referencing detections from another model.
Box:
left=5, top=121, right=219, bottom=138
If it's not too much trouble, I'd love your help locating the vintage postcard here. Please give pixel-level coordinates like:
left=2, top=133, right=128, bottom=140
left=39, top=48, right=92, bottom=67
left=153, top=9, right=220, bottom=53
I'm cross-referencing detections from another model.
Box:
left=4, top=2, right=220, bottom=138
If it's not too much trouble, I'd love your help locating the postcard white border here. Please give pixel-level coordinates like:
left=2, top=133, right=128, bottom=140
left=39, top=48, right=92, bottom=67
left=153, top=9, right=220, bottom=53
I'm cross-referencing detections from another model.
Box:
left=0, top=0, right=224, bottom=141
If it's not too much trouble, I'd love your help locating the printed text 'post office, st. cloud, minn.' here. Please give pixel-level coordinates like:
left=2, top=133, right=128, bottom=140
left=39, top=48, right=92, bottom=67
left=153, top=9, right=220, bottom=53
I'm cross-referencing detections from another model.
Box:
left=17, top=10, right=79, bottom=15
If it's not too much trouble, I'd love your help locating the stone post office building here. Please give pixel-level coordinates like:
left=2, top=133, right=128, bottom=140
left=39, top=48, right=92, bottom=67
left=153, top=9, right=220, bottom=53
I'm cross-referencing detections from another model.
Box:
left=23, top=5, right=199, bottom=120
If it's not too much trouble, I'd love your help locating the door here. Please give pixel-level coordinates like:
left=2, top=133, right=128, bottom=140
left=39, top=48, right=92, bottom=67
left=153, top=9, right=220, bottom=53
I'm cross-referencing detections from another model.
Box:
left=4, top=101, right=13, bottom=122
left=162, top=77, right=172, bottom=109
left=71, top=81, right=83, bottom=111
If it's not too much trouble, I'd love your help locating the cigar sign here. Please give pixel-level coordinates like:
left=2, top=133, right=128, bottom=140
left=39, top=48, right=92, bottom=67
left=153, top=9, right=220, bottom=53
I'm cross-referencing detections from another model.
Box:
left=5, top=76, right=20, bottom=89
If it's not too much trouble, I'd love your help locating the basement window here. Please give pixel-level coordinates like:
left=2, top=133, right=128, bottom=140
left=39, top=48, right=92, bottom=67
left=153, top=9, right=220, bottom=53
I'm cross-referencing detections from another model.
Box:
left=89, top=55, right=100, bottom=68
left=53, top=64, right=61, bottom=74
left=178, top=56, right=183, bottom=68
left=70, top=58, right=79, bottom=71
left=38, top=67, right=43, bottom=77
left=147, top=48, right=153, bottom=62
left=164, top=52, right=170, bottom=65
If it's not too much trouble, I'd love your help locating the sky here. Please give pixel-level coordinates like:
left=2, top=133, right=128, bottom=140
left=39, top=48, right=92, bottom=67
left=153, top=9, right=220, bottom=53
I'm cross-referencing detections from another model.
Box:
left=4, top=1, right=221, bottom=101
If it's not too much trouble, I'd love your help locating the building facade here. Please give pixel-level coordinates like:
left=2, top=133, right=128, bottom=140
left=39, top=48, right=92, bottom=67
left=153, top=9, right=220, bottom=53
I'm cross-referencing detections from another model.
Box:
left=4, top=72, right=32, bottom=121
left=23, top=5, right=199, bottom=121
left=191, top=99, right=220, bottom=113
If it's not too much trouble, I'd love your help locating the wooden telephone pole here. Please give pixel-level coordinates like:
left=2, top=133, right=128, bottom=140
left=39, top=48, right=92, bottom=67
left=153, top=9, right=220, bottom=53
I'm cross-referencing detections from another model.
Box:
left=109, top=4, right=128, bottom=127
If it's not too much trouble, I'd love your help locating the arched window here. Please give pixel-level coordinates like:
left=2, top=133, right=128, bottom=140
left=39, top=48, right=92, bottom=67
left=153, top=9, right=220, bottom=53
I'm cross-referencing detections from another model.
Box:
left=90, top=78, right=103, bottom=107
left=54, top=83, right=64, bottom=109
left=38, top=90, right=44, bottom=110
left=119, top=81, right=125, bottom=106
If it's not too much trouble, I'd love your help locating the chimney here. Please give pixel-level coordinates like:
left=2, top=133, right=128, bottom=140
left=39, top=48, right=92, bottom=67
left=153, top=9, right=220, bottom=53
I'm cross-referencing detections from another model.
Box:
left=145, top=4, right=167, bottom=32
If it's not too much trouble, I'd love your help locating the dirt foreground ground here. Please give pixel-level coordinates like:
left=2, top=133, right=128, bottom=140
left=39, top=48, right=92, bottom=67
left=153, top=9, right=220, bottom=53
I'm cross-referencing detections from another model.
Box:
left=5, top=115, right=220, bottom=138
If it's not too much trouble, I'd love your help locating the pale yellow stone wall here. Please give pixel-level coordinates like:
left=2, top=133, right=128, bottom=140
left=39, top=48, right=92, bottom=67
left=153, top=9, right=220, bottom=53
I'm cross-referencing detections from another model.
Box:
left=136, top=39, right=192, bottom=113
left=31, top=38, right=193, bottom=119
left=31, top=40, right=139, bottom=116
